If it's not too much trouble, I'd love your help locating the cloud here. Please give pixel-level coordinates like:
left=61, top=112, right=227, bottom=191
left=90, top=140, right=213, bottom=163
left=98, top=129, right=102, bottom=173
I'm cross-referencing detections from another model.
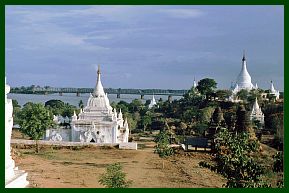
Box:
left=158, top=8, right=204, bottom=19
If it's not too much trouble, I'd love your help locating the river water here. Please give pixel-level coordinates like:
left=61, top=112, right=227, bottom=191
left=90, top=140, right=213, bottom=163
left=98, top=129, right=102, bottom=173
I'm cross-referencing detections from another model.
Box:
left=8, top=93, right=182, bottom=107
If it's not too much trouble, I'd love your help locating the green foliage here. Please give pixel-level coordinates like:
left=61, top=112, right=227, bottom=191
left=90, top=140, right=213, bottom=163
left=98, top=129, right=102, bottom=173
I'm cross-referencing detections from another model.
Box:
left=45, top=99, right=65, bottom=115
left=154, top=131, right=174, bottom=158
left=198, top=107, right=215, bottom=123
left=99, top=163, right=132, bottom=188
left=18, top=103, right=55, bottom=140
left=196, top=78, right=217, bottom=97
left=216, top=90, right=232, bottom=100
left=236, top=89, right=250, bottom=101
left=61, top=103, right=77, bottom=117
left=200, top=129, right=271, bottom=188
left=44, top=100, right=77, bottom=117
left=194, top=123, right=208, bottom=136
left=129, top=99, right=143, bottom=112
left=273, top=152, right=283, bottom=173
left=12, top=99, right=21, bottom=108
left=12, top=99, right=22, bottom=125
left=140, top=114, right=152, bottom=131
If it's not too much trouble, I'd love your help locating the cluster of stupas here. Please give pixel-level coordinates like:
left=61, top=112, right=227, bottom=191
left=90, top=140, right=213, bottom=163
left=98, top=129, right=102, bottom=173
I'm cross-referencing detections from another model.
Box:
left=230, top=51, right=280, bottom=100
left=230, top=51, right=281, bottom=126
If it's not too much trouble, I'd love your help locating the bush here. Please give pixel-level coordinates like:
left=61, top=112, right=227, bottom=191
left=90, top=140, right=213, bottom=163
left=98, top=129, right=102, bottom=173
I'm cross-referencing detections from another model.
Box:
left=99, top=163, right=132, bottom=188
left=200, top=129, right=271, bottom=188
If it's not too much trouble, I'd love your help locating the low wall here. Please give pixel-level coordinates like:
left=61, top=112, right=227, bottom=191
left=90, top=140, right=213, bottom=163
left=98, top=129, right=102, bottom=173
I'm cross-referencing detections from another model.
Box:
left=11, top=139, right=137, bottom=150
left=119, top=142, right=138, bottom=150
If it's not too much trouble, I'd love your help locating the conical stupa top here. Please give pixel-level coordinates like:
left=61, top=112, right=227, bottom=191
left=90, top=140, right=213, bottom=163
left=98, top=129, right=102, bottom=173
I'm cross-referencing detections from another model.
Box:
left=236, top=51, right=253, bottom=89
left=253, top=98, right=260, bottom=111
left=93, top=65, right=105, bottom=97
left=193, top=77, right=197, bottom=88
left=242, top=50, right=246, bottom=61
left=73, top=111, right=76, bottom=116
left=152, top=94, right=156, bottom=103
left=255, top=83, right=258, bottom=89
left=270, top=81, right=276, bottom=92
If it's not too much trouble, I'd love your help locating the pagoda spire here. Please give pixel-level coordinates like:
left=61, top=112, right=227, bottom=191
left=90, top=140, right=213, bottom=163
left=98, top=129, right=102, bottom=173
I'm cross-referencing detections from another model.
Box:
left=242, top=50, right=246, bottom=61
left=97, top=65, right=101, bottom=76
left=93, top=65, right=105, bottom=97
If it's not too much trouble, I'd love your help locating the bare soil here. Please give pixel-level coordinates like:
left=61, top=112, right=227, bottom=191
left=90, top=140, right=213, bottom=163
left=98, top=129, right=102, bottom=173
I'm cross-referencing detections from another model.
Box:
left=13, top=142, right=226, bottom=188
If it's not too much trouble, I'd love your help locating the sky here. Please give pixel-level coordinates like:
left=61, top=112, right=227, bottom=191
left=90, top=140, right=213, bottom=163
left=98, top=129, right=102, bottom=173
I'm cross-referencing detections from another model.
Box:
left=5, top=5, right=284, bottom=90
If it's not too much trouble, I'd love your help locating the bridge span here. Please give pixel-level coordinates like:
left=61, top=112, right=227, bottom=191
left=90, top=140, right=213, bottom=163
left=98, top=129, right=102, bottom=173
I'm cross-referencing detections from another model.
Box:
left=29, top=87, right=188, bottom=99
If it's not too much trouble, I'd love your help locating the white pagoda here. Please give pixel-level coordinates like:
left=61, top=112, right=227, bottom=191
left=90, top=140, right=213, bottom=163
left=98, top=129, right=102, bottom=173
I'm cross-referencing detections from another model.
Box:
left=5, top=78, right=29, bottom=188
left=70, top=66, right=129, bottom=143
left=250, top=98, right=264, bottom=125
left=269, top=81, right=280, bottom=100
left=148, top=94, right=157, bottom=109
left=232, top=52, right=256, bottom=95
left=46, top=66, right=129, bottom=143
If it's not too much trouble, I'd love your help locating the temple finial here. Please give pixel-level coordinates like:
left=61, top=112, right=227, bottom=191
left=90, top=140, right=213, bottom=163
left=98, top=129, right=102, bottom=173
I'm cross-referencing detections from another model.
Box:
left=242, top=50, right=246, bottom=61
left=97, top=65, right=101, bottom=75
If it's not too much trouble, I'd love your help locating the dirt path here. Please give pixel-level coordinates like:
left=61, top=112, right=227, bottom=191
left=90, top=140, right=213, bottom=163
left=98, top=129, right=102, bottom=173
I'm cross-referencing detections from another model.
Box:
left=13, top=144, right=226, bottom=188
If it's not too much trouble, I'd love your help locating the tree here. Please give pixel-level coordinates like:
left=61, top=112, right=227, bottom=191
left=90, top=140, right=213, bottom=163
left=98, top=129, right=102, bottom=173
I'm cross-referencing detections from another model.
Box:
left=236, top=89, right=249, bottom=101
left=216, top=90, right=232, bottom=100
left=45, top=99, right=65, bottom=115
left=18, top=103, right=55, bottom=153
left=99, top=163, right=132, bottom=188
left=196, top=78, right=217, bottom=98
left=45, top=99, right=65, bottom=109
left=200, top=129, right=268, bottom=188
left=12, top=99, right=21, bottom=125
left=129, top=99, right=143, bottom=112
left=154, top=130, right=174, bottom=158
left=141, top=114, right=152, bottom=132
left=61, top=103, right=77, bottom=117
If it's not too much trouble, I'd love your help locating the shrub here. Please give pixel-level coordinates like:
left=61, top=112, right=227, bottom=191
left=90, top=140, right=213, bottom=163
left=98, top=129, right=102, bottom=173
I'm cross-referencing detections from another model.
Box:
left=99, top=163, right=132, bottom=188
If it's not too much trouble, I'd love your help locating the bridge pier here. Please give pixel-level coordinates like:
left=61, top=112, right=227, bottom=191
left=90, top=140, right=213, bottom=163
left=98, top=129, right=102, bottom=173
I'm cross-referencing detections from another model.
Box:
left=140, top=94, right=144, bottom=99
left=117, top=93, right=120, bottom=98
left=59, top=92, right=63, bottom=96
left=168, top=95, right=173, bottom=103
left=76, top=92, right=80, bottom=97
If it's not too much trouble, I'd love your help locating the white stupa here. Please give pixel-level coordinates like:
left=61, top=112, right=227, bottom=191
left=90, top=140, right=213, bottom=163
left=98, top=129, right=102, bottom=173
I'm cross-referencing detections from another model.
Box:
left=232, top=52, right=256, bottom=94
left=250, top=98, right=264, bottom=125
left=46, top=66, right=129, bottom=143
left=71, top=65, right=129, bottom=143
left=148, top=94, right=157, bottom=109
left=269, top=81, right=280, bottom=100
left=5, top=77, right=29, bottom=188
left=193, top=77, right=197, bottom=89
